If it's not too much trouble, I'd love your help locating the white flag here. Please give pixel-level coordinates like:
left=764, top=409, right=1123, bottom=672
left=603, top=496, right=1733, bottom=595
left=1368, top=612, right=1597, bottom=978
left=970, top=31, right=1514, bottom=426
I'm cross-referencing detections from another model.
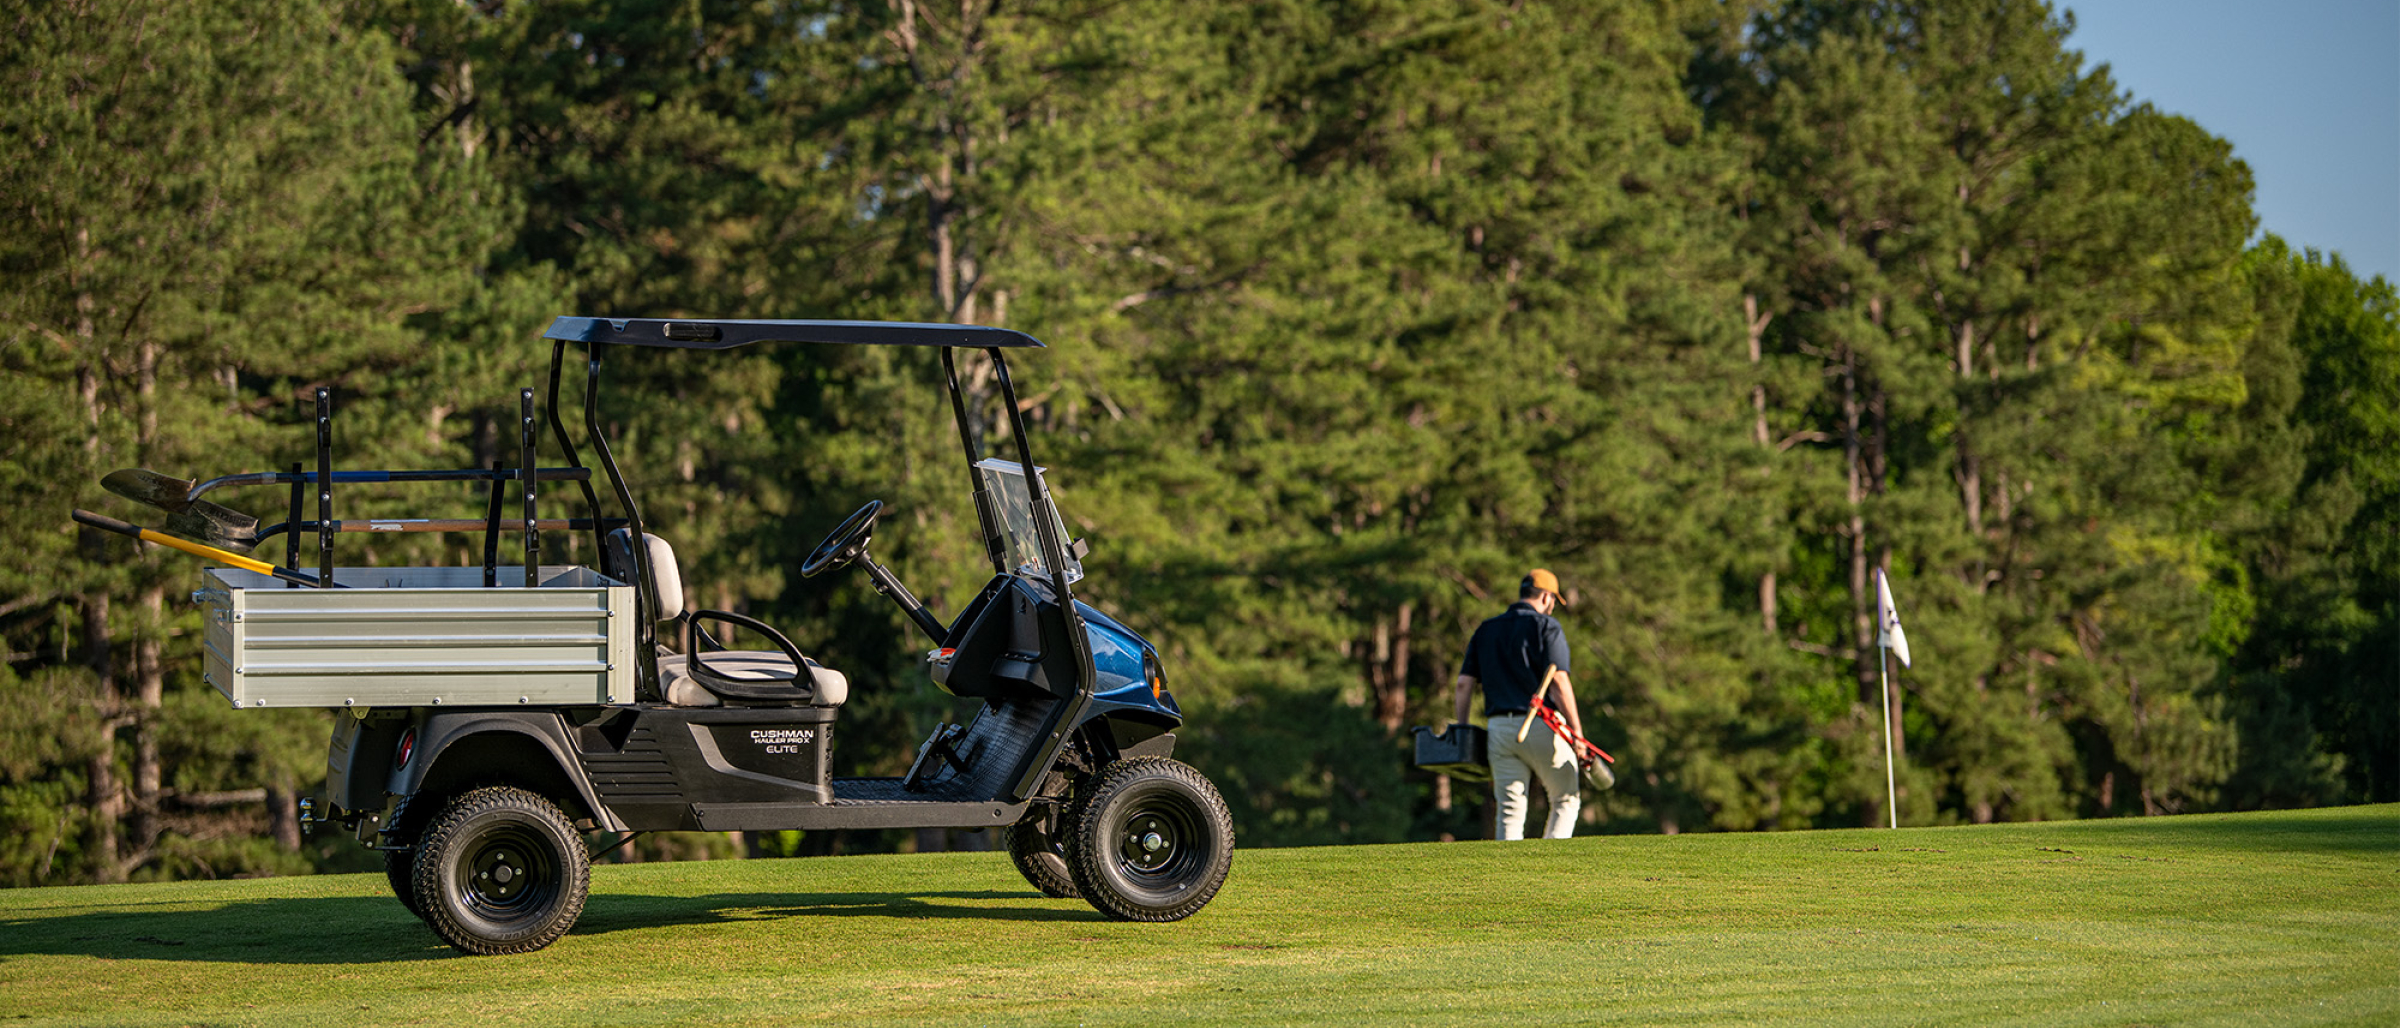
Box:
left=1874, top=567, right=1912, bottom=668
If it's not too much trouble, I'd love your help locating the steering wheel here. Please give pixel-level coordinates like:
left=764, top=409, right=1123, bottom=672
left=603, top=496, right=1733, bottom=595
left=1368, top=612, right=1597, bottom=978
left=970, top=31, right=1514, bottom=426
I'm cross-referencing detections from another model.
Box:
left=801, top=500, right=883, bottom=578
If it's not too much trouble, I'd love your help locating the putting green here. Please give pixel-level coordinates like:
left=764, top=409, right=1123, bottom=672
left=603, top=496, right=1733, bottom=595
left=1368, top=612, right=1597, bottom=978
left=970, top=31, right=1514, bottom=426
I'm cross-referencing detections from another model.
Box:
left=1, top=805, right=2391, bottom=1026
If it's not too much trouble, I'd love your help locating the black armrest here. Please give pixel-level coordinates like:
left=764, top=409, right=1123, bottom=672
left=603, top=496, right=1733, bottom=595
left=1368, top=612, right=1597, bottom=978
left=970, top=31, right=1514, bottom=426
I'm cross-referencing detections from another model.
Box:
left=685, top=609, right=823, bottom=700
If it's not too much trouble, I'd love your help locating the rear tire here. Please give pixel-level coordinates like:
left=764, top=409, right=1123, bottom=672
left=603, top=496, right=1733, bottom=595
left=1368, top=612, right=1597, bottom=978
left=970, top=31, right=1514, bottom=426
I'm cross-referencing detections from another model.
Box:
left=1065, top=758, right=1233, bottom=922
left=411, top=786, right=590, bottom=955
left=384, top=849, right=424, bottom=920
left=1004, top=813, right=1081, bottom=899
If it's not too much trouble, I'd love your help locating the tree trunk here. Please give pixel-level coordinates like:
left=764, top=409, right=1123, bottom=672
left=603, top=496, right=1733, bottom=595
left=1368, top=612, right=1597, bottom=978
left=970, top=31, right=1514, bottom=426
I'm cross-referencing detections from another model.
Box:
left=80, top=592, right=123, bottom=882
left=1954, top=316, right=1987, bottom=593
left=130, top=587, right=165, bottom=856
left=1747, top=293, right=1776, bottom=635
left=1957, top=450, right=1984, bottom=538
left=267, top=783, right=302, bottom=853
left=1745, top=293, right=1772, bottom=447
left=1367, top=602, right=1413, bottom=733
left=84, top=752, right=122, bottom=882
left=891, top=0, right=1000, bottom=450
left=1955, top=316, right=1974, bottom=379
left=122, top=340, right=165, bottom=864
left=76, top=277, right=125, bottom=877
left=1760, top=572, right=1778, bottom=638
left=1844, top=357, right=1874, bottom=706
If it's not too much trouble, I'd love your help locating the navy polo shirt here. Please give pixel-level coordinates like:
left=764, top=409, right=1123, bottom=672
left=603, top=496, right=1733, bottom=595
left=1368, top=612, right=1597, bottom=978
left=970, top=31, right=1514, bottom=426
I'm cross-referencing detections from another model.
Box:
left=1459, top=601, right=1572, bottom=714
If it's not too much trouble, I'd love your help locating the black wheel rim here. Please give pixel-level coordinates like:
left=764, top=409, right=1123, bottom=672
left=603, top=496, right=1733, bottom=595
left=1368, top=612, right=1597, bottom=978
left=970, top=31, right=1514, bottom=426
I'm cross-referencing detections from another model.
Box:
left=455, top=823, right=560, bottom=923
left=1113, top=795, right=1204, bottom=889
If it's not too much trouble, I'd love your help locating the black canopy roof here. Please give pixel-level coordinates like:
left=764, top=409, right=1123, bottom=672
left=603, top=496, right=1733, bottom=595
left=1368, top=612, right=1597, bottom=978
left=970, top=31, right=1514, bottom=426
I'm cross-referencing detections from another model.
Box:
left=542, top=317, right=1044, bottom=350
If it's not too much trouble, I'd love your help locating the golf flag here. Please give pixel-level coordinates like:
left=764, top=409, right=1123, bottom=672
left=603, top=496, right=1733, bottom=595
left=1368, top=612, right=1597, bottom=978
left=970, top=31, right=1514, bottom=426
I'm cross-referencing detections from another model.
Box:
left=1874, top=567, right=1912, bottom=668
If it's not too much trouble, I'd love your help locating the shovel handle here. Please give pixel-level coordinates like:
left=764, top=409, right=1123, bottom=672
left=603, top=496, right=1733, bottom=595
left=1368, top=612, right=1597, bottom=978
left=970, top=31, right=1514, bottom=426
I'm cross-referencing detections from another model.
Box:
left=74, top=510, right=340, bottom=589
left=1517, top=665, right=1557, bottom=743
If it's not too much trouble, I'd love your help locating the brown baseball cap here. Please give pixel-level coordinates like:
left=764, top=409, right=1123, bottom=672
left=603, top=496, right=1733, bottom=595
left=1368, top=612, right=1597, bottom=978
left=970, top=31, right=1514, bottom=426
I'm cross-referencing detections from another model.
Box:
left=1524, top=568, right=1566, bottom=604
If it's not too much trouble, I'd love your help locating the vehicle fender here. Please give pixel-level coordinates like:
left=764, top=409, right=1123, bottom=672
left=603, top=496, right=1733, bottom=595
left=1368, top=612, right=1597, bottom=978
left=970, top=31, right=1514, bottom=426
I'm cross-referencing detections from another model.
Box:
left=324, top=713, right=408, bottom=819
left=1077, top=708, right=1178, bottom=762
left=386, top=710, right=623, bottom=836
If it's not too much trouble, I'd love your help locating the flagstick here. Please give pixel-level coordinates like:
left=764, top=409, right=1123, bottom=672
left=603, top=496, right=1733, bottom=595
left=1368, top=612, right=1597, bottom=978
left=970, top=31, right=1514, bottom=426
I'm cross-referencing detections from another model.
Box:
left=1879, top=644, right=1898, bottom=830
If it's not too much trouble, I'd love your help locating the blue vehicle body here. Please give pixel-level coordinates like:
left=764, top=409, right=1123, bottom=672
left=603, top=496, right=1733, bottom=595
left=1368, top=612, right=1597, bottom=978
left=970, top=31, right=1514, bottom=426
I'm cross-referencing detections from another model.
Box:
left=1076, top=600, right=1181, bottom=727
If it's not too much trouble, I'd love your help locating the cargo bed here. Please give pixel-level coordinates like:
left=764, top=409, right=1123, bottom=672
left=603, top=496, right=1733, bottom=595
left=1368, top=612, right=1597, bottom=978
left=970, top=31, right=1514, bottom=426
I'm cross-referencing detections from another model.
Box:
left=198, top=566, right=635, bottom=709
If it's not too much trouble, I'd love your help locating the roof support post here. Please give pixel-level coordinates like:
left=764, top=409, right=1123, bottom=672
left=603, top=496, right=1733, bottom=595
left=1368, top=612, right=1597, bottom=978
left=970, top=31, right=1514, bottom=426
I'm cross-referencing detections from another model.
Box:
left=583, top=343, right=659, bottom=699
left=987, top=347, right=1098, bottom=801
left=942, top=347, right=1005, bottom=574
left=546, top=340, right=608, bottom=562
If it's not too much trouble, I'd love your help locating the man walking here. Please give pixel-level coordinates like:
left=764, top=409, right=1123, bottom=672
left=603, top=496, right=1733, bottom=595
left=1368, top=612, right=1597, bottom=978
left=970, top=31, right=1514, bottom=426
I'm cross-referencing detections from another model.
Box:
left=1453, top=569, right=1589, bottom=840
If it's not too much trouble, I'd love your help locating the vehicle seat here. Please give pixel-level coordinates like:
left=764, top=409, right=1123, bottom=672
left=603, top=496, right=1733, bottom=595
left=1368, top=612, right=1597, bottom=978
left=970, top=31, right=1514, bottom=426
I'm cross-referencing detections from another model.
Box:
left=657, top=651, right=848, bottom=709
left=608, top=530, right=847, bottom=708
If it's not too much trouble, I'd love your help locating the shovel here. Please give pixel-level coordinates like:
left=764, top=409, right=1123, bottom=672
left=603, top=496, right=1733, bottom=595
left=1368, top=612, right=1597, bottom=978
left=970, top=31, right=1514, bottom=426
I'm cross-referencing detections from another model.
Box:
left=102, top=469, right=263, bottom=553
left=104, top=468, right=617, bottom=552
left=73, top=510, right=340, bottom=588
left=1517, top=665, right=1558, bottom=743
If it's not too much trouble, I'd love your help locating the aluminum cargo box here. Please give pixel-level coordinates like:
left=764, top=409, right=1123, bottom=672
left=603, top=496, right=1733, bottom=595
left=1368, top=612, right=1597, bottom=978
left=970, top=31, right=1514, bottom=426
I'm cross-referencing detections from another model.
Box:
left=199, top=566, right=636, bottom=709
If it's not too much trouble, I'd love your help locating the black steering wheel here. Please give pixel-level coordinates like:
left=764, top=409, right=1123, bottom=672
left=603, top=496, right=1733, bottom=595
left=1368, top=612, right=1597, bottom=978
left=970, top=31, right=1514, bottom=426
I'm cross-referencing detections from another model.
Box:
left=801, top=500, right=883, bottom=578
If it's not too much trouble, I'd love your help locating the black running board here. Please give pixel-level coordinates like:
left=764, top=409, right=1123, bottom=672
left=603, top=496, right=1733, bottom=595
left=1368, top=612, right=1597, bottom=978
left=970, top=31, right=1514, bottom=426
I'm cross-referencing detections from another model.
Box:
left=691, top=798, right=1028, bottom=832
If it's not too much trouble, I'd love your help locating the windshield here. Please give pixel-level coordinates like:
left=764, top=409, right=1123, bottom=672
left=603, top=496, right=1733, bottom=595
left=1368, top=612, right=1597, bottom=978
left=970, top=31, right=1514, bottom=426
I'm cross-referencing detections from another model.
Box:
left=975, top=458, right=1084, bottom=585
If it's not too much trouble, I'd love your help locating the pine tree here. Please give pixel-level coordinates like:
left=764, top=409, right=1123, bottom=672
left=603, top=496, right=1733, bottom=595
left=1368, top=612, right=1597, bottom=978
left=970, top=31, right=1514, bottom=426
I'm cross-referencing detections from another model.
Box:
left=2225, top=240, right=2400, bottom=805
left=1704, top=0, right=2263, bottom=824
left=0, top=0, right=500, bottom=882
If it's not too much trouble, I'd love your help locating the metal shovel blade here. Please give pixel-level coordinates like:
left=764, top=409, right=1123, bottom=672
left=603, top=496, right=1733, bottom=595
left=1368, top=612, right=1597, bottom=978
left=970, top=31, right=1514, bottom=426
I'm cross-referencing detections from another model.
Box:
left=1582, top=759, right=1616, bottom=793
left=102, top=468, right=198, bottom=510
left=162, top=508, right=262, bottom=553
left=102, top=469, right=262, bottom=553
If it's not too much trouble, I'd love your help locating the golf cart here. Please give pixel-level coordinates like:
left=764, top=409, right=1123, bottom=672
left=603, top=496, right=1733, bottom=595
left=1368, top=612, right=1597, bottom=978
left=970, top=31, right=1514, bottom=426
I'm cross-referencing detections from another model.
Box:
left=121, top=317, right=1232, bottom=954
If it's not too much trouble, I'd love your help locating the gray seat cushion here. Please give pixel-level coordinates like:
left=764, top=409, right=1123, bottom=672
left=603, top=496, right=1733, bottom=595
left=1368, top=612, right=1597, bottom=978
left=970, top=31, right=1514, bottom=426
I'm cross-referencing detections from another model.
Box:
left=659, top=651, right=849, bottom=708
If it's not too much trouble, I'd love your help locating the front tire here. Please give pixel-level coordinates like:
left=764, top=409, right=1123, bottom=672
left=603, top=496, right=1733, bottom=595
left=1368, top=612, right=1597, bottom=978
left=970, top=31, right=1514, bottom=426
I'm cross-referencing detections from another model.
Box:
left=411, top=786, right=590, bottom=955
left=1065, top=758, right=1233, bottom=922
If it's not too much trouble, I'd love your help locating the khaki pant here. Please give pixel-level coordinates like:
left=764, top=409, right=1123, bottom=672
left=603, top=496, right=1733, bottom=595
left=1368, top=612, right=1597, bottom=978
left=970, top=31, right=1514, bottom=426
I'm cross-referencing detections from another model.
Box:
left=1486, top=714, right=1581, bottom=840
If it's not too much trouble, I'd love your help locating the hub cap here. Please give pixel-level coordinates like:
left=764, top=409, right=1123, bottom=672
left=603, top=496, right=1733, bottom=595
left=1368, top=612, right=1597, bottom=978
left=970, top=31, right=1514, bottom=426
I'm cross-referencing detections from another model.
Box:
left=1118, top=806, right=1197, bottom=878
left=457, top=825, right=558, bottom=918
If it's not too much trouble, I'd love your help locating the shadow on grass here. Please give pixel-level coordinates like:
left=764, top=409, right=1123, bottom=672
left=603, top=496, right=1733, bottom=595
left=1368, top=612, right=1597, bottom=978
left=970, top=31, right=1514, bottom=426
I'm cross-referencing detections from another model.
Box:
left=2058, top=808, right=2399, bottom=855
left=0, top=887, right=1092, bottom=964
left=572, top=888, right=1097, bottom=936
left=0, top=896, right=441, bottom=964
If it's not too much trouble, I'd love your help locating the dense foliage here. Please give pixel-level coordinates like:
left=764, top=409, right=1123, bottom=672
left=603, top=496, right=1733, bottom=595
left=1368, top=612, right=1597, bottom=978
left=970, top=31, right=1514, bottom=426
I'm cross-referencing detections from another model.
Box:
left=2, top=0, right=2391, bottom=884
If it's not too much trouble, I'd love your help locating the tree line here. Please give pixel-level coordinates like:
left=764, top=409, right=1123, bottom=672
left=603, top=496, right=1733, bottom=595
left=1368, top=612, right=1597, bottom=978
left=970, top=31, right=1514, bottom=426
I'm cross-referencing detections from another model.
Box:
left=2, top=0, right=2391, bottom=885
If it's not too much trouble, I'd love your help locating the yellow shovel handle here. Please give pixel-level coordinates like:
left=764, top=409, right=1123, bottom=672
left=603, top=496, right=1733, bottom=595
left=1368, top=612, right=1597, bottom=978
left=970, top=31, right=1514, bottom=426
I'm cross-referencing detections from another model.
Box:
left=1517, top=664, right=1557, bottom=743
left=73, top=510, right=332, bottom=587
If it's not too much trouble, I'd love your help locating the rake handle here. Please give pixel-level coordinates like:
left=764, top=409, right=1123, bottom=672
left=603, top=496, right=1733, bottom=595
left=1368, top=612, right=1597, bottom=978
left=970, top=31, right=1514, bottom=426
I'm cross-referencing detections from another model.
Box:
left=260, top=517, right=612, bottom=536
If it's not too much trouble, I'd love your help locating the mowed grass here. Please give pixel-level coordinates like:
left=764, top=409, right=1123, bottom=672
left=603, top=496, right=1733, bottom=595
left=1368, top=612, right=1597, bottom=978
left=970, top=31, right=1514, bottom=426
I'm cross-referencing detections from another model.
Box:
left=0, top=806, right=2392, bottom=1027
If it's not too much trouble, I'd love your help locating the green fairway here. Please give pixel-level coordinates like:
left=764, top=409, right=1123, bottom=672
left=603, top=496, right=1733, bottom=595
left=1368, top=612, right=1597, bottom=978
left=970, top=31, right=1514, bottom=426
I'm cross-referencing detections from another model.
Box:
left=0, top=806, right=2392, bottom=1027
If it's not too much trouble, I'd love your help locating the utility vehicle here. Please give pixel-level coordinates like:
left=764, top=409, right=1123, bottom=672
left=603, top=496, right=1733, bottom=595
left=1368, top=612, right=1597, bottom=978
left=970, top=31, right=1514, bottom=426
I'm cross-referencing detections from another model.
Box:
left=139, top=318, right=1231, bottom=954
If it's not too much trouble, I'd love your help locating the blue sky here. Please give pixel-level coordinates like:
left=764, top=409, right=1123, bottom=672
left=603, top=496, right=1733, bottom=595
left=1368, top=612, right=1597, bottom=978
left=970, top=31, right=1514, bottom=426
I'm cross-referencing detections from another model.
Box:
left=2062, top=0, right=2400, bottom=283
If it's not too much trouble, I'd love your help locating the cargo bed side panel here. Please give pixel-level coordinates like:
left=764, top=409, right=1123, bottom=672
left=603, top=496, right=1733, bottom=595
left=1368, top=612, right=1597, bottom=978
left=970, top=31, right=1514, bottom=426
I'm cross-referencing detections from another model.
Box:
left=200, top=567, right=634, bottom=708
